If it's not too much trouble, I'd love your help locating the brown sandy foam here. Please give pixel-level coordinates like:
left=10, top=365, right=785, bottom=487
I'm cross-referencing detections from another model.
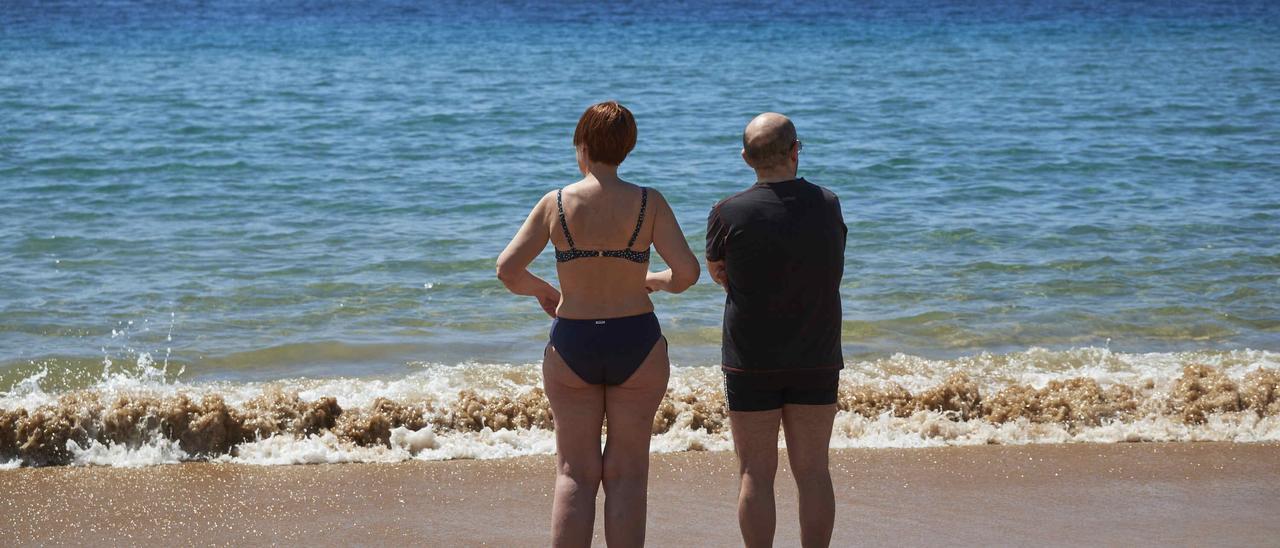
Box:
left=2, top=364, right=1278, bottom=466
left=0, top=388, right=555, bottom=466
left=0, top=442, right=1277, bottom=546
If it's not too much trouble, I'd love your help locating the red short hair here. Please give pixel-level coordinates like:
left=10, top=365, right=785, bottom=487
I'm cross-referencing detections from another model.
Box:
left=573, top=101, right=636, bottom=166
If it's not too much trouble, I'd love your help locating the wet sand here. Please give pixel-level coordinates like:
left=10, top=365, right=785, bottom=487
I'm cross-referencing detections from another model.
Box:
left=1, top=442, right=1277, bottom=547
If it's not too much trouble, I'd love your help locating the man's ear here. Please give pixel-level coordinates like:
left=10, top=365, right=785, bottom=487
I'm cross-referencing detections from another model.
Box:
left=741, top=148, right=751, bottom=167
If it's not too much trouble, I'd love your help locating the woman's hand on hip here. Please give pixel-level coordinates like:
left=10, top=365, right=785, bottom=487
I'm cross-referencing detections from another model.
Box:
left=645, top=269, right=671, bottom=294
left=536, top=284, right=561, bottom=318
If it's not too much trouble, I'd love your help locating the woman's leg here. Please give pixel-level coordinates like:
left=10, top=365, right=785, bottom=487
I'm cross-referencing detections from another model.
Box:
left=601, top=338, right=670, bottom=548
left=543, top=347, right=605, bottom=548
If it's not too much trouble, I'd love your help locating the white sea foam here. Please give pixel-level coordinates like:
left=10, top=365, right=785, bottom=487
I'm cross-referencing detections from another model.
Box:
left=827, top=410, right=1280, bottom=448
left=0, top=347, right=1276, bottom=468
left=414, top=428, right=557, bottom=461
left=66, top=438, right=188, bottom=468
left=214, top=428, right=554, bottom=466
left=223, top=432, right=411, bottom=466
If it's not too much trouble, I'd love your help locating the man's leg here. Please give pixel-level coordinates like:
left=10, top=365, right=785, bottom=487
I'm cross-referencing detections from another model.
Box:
left=781, top=403, right=837, bottom=548
left=730, top=408, right=783, bottom=548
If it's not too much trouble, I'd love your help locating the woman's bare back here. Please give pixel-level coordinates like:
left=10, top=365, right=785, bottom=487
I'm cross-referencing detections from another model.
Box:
left=550, top=179, right=655, bottom=319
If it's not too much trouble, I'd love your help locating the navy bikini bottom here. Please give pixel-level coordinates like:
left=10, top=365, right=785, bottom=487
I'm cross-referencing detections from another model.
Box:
left=548, top=312, right=664, bottom=385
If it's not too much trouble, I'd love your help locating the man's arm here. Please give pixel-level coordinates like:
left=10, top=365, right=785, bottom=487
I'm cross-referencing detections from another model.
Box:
left=707, top=259, right=728, bottom=288
left=705, top=202, right=729, bottom=289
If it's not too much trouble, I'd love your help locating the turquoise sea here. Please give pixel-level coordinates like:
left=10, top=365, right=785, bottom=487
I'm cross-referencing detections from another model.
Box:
left=1, top=1, right=1277, bottom=466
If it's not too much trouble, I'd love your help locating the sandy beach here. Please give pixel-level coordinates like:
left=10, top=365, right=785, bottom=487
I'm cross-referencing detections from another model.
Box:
left=5, top=3, right=1279, bottom=547
left=2, top=442, right=1277, bottom=546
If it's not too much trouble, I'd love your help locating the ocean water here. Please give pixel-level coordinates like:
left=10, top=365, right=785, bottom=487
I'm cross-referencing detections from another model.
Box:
left=1, top=1, right=1278, bottom=466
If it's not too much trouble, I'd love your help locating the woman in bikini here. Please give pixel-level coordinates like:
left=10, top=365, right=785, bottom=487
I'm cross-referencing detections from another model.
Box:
left=497, top=101, right=699, bottom=547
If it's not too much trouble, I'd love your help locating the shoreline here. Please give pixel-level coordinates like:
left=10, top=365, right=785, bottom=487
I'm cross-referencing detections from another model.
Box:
left=2, top=442, right=1277, bottom=546
left=3, top=354, right=1277, bottom=467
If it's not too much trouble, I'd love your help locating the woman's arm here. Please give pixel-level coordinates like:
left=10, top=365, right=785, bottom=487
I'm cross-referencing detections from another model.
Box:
left=644, top=189, right=700, bottom=294
left=496, top=192, right=561, bottom=317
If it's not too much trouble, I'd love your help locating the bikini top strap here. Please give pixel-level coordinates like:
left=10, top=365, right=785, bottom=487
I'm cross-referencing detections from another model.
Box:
left=626, top=187, right=648, bottom=249
left=556, top=188, right=576, bottom=249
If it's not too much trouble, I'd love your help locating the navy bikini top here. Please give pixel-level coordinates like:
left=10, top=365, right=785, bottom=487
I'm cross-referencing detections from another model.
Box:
left=554, top=187, right=651, bottom=263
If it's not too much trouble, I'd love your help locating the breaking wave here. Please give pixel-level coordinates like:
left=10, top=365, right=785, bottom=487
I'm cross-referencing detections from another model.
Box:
left=0, top=347, right=1277, bottom=468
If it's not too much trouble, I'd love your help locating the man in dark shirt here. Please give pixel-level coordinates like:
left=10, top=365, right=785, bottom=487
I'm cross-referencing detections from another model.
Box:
left=706, top=113, right=846, bottom=548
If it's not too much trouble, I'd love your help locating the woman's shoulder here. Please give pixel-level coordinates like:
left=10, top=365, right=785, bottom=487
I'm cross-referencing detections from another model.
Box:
left=630, top=183, right=673, bottom=217
left=640, top=183, right=663, bottom=198
left=522, top=189, right=559, bottom=221
left=533, top=188, right=558, bottom=208
left=625, top=181, right=666, bottom=202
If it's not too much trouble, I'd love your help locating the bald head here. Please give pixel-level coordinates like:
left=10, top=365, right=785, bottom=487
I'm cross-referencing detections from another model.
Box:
left=742, top=113, right=797, bottom=170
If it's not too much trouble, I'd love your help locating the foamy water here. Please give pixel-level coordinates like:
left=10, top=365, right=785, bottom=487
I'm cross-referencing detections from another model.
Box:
left=3, top=0, right=1278, bottom=471
left=1, top=347, right=1276, bottom=468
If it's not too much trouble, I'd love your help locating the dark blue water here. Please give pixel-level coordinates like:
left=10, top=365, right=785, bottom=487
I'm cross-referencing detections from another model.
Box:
left=2, top=0, right=1278, bottom=389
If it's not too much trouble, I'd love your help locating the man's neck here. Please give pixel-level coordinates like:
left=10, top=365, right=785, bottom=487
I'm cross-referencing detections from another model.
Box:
left=753, top=169, right=799, bottom=185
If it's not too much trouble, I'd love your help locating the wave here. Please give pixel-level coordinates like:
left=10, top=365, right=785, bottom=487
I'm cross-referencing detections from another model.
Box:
left=0, top=348, right=1277, bottom=468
